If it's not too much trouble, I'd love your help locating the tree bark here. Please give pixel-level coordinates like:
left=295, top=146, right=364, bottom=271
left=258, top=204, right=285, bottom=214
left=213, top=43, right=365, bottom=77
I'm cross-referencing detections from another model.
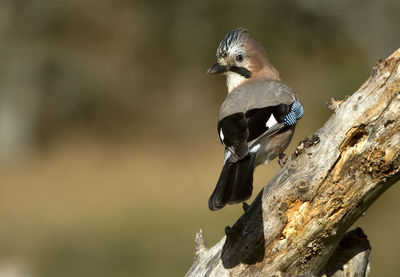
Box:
left=186, top=48, right=400, bottom=277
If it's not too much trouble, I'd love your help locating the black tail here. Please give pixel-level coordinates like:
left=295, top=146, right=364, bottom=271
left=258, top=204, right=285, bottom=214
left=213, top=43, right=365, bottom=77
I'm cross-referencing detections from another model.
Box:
left=208, top=153, right=256, bottom=211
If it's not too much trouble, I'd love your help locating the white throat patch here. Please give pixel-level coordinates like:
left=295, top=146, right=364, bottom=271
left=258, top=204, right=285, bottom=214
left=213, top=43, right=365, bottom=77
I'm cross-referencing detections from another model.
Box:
left=225, top=71, right=246, bottom=93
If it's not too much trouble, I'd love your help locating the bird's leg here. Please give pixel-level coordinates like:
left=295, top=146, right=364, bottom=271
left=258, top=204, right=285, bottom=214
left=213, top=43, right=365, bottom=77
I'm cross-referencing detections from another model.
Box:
left=278, top=153, right=288, bottom=168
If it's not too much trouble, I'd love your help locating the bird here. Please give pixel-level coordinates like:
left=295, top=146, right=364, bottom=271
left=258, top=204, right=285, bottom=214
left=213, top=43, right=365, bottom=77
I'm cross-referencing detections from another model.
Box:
left=207, top=28, right=303, bottom=211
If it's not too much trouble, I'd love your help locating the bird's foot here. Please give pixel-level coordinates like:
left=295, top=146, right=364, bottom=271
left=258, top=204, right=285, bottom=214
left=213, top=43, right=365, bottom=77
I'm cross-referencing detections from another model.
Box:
left=242, top=202, right=250, bottom=212
left=278, top=153, right=288, bottom=168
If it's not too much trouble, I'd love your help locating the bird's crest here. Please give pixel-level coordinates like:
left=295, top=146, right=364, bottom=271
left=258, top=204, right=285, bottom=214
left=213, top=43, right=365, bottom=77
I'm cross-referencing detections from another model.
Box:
left=216, top=28, right=249, bottom=59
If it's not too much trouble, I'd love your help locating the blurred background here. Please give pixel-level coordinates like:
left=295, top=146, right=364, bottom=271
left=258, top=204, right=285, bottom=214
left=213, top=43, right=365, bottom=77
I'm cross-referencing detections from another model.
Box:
left=0, top=0, right=399, bottom=276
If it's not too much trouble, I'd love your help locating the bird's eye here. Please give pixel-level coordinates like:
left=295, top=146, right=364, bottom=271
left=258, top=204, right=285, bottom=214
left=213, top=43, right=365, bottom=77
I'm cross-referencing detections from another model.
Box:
left=235, top=54, right=244, bottom=62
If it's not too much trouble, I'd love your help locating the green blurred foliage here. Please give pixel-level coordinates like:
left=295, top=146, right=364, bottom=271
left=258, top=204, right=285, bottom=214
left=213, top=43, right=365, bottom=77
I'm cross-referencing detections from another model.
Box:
left=0, top=0, right=399, bottom=276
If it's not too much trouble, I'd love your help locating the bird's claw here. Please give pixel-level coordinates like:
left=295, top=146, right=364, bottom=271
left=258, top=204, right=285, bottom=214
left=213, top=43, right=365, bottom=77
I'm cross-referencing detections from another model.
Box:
left=278, top=153, right=288, bottom=168
left=242, top=202, right=250, bottom=211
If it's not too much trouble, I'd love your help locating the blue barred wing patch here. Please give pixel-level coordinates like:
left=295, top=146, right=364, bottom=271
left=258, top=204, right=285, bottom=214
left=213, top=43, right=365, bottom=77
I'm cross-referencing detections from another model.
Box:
left=284, top=102, right=303, bottom=126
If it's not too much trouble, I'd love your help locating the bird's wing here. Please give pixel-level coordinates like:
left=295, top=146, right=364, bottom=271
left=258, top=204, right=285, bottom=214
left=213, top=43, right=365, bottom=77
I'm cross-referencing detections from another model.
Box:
left=245, top=104, right=296, bottom=150
left=218, top=112, right=249, bottom=161
left=218, top=103, right=292, bottom=161
left=218, top=80, right=301, bottom=162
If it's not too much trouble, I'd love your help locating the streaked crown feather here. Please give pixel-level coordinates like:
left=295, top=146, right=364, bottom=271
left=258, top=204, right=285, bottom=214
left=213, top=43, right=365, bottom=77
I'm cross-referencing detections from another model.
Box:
left=216, top=28, right=249, bottom=59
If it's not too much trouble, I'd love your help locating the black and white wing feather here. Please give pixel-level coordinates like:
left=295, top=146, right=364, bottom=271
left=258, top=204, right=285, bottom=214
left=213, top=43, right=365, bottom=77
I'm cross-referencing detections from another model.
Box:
left=218, top=103, right=297, bottom=161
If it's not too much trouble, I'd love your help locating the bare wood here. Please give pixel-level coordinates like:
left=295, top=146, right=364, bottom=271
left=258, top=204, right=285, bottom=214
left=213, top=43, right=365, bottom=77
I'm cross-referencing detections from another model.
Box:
left=187, top=48, right=400, bottom=277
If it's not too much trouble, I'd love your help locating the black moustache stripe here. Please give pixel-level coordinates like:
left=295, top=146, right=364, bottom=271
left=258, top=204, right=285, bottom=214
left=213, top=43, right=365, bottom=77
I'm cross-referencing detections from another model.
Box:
left=229, top=66, right=251, bottom=78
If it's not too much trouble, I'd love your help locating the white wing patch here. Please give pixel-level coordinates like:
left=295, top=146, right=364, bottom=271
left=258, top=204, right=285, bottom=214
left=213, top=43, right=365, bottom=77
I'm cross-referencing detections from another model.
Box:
left=250, top=144, right=260, bottom=153
left=266, top=114, right=278, bottom=129
left=219, top=129, right=224, bottom=141
left=224, top=151, right=231, bottom=163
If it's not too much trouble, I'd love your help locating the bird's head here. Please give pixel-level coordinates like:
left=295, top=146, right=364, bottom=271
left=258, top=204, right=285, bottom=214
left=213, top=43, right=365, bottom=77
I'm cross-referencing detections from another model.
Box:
left=208, top=28, right=280, bottom=93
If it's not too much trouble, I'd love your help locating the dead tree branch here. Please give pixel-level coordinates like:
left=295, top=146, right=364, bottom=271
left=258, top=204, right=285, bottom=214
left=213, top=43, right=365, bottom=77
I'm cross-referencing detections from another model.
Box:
left=187, top=48, right=400, bottom=277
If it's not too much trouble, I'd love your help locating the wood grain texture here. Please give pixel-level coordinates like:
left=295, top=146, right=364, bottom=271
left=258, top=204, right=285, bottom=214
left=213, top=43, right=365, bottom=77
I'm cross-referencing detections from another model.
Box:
left=187, top=48, right=400, bottom=277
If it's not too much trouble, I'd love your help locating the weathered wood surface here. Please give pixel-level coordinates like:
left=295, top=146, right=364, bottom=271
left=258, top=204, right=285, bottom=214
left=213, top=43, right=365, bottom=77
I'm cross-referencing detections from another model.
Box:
left=187, top=48, right=400, bottom=277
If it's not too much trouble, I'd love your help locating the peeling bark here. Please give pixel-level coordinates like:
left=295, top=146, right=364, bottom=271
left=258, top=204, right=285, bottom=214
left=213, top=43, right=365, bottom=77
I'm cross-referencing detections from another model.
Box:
left=187, top=48, right=400, bottom=277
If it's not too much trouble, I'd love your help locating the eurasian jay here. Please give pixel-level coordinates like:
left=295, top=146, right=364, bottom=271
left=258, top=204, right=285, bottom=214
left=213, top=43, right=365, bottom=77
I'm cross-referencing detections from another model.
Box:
left=207, top=28, right=303, bottom=211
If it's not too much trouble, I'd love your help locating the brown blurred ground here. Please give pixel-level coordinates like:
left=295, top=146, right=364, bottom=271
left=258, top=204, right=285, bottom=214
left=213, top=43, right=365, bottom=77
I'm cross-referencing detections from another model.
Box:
left=0, top=1, right=399, bottom=276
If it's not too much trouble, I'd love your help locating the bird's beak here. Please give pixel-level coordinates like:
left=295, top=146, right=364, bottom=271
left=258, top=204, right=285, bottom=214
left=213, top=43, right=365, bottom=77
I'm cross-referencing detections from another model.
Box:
left=207, top=63, right=228, bottom=74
